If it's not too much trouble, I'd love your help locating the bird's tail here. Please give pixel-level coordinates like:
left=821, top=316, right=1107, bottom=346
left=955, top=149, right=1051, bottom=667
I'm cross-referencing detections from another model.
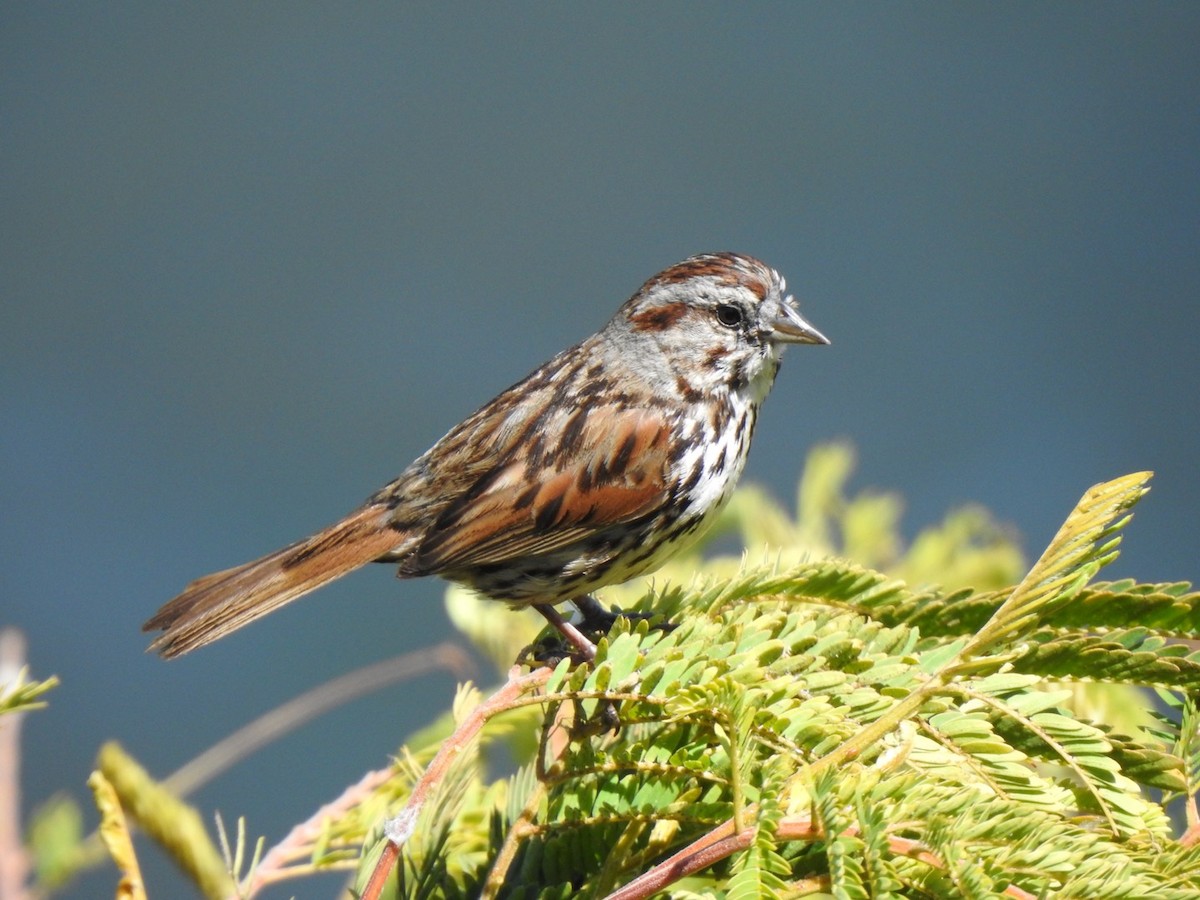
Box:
left=144, top=506, right=404, bottom=658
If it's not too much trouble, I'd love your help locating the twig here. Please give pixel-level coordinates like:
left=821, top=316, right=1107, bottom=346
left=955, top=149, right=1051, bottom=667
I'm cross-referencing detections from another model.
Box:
left=0, top=629, right=32, bottom=900
left=601, top=815, right=739, bottom=900
left=480, top=697, right=573, bottom=897
left=166, top=643, right=474, bottom=797
left=1180, top=821, right=1200, bottom=848
left=241, top=765, right=398, bottom=895
left=601, top=813, right=1040, bottom=900
left=60, top=645, right=473, bottom=895
left=1185, top=764, right=1199, bottom=837
left=360, top=665, right=553, bottom=900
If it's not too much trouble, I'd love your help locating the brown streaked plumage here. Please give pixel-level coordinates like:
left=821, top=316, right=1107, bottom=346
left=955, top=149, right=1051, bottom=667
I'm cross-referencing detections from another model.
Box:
left=144, top=252, right=829, bottom=659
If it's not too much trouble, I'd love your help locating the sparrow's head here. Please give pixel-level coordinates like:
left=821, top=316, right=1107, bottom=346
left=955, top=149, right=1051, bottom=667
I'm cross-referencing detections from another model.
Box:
left=610, top=252, right=829, bottom=399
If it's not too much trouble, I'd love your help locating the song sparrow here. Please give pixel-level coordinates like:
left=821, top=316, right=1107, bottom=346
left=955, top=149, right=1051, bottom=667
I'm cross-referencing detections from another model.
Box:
left=144, top=252, right=829, bottom=660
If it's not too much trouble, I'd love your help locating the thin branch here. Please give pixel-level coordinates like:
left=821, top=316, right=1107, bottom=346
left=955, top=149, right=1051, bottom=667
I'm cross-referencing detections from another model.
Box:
left=601, top=814, right=1040, bottom=900
left=241, top=765, right=397, bottom=896
left=481, top=699, right=573, bottom=897
left=1181, top=821, right=1200, bottom=848
left=360, top=665, right=553, bottom=900
left=62, top=645, right=474, bottom=895
left=167, top=643, right=474, bottom=797
left=480, top=782, right=543, bottom=899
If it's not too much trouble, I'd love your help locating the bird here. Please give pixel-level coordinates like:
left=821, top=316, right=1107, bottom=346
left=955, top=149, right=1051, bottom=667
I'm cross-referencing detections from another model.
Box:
left=144, top=252, right=829, bottom=660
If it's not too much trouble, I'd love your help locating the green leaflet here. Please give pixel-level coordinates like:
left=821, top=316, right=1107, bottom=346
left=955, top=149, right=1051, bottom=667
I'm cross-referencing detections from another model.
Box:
left=59, top=453, right=1200, bottom=899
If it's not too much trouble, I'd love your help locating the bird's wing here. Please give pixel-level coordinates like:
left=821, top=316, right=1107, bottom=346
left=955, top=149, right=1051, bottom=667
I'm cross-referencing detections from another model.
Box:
left=402, top=404, right=676, bottom=574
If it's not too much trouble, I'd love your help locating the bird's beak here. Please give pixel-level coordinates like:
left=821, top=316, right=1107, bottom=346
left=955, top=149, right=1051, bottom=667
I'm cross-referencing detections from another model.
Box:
left=771, top=302, right=830, bottom=346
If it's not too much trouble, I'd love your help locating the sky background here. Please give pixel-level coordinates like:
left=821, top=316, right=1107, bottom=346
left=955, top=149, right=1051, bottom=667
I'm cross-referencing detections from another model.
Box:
left=3, top=5, right=1199, bottom=897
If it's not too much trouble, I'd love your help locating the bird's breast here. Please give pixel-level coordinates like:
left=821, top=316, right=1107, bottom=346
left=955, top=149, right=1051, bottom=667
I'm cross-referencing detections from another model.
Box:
left=671, top=393, right=758, bottom=519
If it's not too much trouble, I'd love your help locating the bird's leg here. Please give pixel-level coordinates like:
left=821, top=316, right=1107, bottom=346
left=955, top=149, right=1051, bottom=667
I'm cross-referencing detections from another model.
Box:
left=532, top=596, right=676, bottom=735
left=568, top=595, right=678, bottom=737
left=572, top=594, right=622, bottom=633
left=534, top=604, right=598, bottom=662
left=531, top=603, right=622, bottom=735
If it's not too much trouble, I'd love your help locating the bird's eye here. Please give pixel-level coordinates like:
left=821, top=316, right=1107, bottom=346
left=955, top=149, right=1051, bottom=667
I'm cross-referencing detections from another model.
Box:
left=714, top=304, right=743, bottom=328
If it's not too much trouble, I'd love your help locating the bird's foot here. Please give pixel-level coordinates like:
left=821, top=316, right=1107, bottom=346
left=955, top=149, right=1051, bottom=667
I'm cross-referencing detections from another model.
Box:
left=572, top=594, right=677, bottom=639
left=527, top=596, right=675, bottom=666
left=523, top=610, right=622, bottom=734
left=526, top=596, right=675, bottom=735
left=532, top=604, right=598, bottom=663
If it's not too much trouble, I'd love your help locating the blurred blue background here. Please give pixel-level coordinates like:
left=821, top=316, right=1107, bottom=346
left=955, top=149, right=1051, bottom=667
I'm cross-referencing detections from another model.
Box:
left=3, top=5, right=1198, bottom=897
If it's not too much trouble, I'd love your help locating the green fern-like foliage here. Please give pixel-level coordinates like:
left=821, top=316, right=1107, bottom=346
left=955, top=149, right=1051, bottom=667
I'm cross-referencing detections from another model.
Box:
left=0, top=660, right=57, bottom=718
left=342, top=449, right=1200, bottom=898
left=338, top=453, right=1200, bottom=897
left=65, top=445, right=1200, bottom=898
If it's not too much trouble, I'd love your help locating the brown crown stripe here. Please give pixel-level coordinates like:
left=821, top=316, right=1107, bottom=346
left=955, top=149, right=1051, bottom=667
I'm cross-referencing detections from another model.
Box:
left=645, top=253, right=771, bottom=301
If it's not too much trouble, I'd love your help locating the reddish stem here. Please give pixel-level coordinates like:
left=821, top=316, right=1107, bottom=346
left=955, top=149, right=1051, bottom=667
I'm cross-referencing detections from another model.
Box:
left=360, top=665, right=552, bottom=900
